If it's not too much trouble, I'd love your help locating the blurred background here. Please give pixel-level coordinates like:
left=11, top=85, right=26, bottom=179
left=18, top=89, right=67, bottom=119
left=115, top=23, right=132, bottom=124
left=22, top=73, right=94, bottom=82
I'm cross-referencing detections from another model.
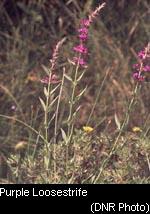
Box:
left=0, top=0, right=149, bottom=180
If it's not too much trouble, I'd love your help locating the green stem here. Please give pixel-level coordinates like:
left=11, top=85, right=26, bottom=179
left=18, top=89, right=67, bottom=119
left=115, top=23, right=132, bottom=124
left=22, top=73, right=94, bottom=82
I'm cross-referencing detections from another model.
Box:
left=67, top=60, right=80, bottom=141
left=44, top=71, right=52, bottom=143
left=43, top=70, right=52, bottom=179
left=65, top=56, right=80, bottom=177
left=53, top=70, right=65, bottom=182
left=86, top=68, right=110, bottom=125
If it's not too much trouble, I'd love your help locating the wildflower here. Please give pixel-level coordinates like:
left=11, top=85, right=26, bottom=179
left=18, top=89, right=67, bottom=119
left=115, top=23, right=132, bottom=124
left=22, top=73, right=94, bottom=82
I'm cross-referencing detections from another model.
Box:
left=50, top=38, right=66, bottom=71
left=132, top=72, right=145, bottom=82
left=78, top=28, right=88, bottom=41
left=88, top=2, right=106, bottom=24
left=72, top=2, right=106, bottom=67
left=132, top=126, right=142, bottom=133
left=132, top=63, right=140, bottom=70
left=132, top=43, right=150, bottom=82
left=41, top=74, right=61, bottom=84
left=41, top=38, right=65, bottom=85
left=73, top=44, right=88, bottom=54
left=83, top=126, right=94, bottom=133
left=15, top=141, right=28, bottom=151
left=26, top=72, right=39, bottom=83
left=79, top=33, right=88, bottom=41
left=80, top=19, right=90, bottom=28
left=138, top=50, right=146, bottom=60
left=143, top=65, right=150, bottom=72
left=78, top=28, right=88, bottom=34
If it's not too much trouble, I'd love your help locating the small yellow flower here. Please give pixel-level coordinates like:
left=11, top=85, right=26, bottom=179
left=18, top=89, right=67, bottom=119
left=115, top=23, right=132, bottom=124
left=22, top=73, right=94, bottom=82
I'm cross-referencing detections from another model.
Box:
left=83, top=126, right=94, bottom=133
left=25, top=72, right=39, bottom=83
left=15, top=141, right=28, bottom=151
left=132, top=126, right=142, bottom=133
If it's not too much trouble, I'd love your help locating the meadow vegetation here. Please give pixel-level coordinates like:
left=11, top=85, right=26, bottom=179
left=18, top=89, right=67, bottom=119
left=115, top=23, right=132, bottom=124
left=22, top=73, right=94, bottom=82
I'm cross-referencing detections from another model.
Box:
left=0, top=0, right=149, bottom=183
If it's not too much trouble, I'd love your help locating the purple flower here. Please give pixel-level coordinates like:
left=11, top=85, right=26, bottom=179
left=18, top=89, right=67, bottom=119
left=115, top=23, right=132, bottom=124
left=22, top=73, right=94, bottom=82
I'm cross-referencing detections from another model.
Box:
left=80, top=19, right=90, bottom=27
left=73, top=44, right=88, bottom=54
left=78, top=28, right=88, bottom=41
left=143, top=65, right=150, bottom=72
left=132, top=43, right=150, bottom=82
left=132, top=63, right=140, bottom=69
left=72, top=3, right=106, bottom=68
left=78, top=28, right=88, bottom=34
left=133, top=72, right=145, bottom=82
left=78, top=34, right=88, bottom=41
left=80, top=3, right=106, bottom=27
left=138, top=50, right=145, bottom=60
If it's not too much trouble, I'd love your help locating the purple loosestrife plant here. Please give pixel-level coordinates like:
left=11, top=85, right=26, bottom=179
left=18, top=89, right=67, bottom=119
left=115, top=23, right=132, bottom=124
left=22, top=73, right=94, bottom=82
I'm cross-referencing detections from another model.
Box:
left=93, top=43, right=150, bottom=184
left=64, top=3, right=106, bottom=177
left=66, top=3, right=106, bottom=144
left=39, top=3, right=106, bottom=180
left=41, top=38, right=66, bottom=85
left=72, top=2, right=106, bottom=68
left=41, top=38, right=65, bottom=141
left=39, top=38, right=66, bottom=181
left=132, top=43, right=150, bottom=82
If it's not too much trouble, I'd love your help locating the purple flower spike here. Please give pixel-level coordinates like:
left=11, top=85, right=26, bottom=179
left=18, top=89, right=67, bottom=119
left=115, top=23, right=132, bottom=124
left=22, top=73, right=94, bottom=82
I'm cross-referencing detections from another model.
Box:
left=138, top=50, right=145, bottom=60
left=132, top=43, right=150, bottom=82
left=133, top=72, right=145, bottom=82
left=80, top=19, right=90, bottom=27
left=71, top=3, right=106, bottom=70
left=78, top=27, right=88, bottom=41
left=79, top=34, right=88, bottom=41
left=132, top=63, right=140, bottom=69
left=73, top=44, right=88, bottom=54
left=143, top=65, right=150, bottom=72
left=78, top=28, right=88, bottom=34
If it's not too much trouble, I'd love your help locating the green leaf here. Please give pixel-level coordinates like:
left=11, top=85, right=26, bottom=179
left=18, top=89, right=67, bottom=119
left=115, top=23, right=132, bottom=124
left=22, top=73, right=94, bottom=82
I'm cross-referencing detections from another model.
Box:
left=114, top=113, right=121, bottom=130
left=77, top=86, right=87, bottom=98
left=60, top=128, right=68, bottom=143
left=39, top=97, right=46, bottom=112
left=77, top=70, right=86, bottom=82
left=64, top=74, right=73, bottom=82
left=44, top=87, right=49, bottom=97
left=48, top=113, right=55, bottom=126
left=72, top=105, right=81, bottom=118
left=47, top=96, right=59, bottom=112
left=50, top=84, right=60, bottom=95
